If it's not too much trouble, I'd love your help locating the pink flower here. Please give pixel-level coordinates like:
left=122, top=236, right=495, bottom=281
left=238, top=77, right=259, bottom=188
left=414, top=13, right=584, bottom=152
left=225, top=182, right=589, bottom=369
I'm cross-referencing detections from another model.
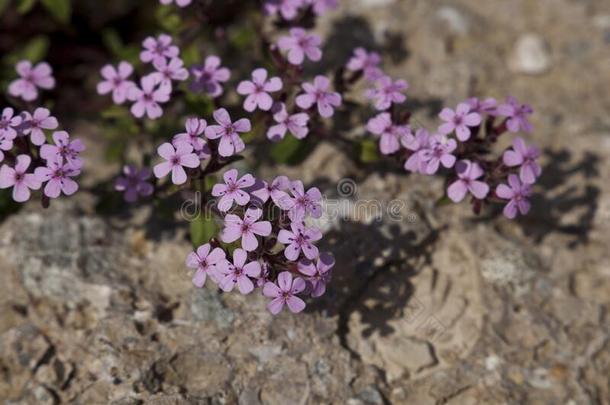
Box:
left=212, top=169, right=256, bottom=212
left=160, top=0, right=192, bottom=7
left=418, top=134, right=457, bottom=175
left=296, top=76, right=342, bottom=118
left=401, top=128, right=431, bottom=173
left=267, top=103, right=309, bottom=141
left=35, top=158, right=80, bottom=198
left=496, top=174, right=532, bottom=219
left=205, top=108, right=251, bottom=157
left=264, top=0, right=303, bottom=20
left=287, top=180, right=322, bottom=221
left=8, top=61, right=55, bottom=102
left=250, top=175, right=291, bottom=207
left=0, top=155, right=41, bottom=202
left=186, top=243, right=227, bottom=288
left=173, top=118, right=211, bottom=159
left=218, top=248, right=261, bottom=294
left=115, top=165, right=154, bottom=203
left=438, top=103, right=482, bottom=142
left=305, top=0, right=338, bottom=15
left=140, top=34, right=179, bottom=64
left=153, top=142, right=200, bottom=185
left=97, top=62, right=135, bottom=105
left=367, top=112, right=410, bottom=155
left=366, top=76, right=408, bottom=111
left=496, top=96, right=533, bottom=133
left=237, top=68, right=283, bottom=112
left=22, top=108, right=59, bottom=146
left=346, top=48, right=383, bottom=82
left=502, top=137, right=541, bottom=184
left=190, top=56, right=230, bottom=97
left=0, top=107, right=22, bottom=142
left=221, top=207, right=272, bottom=252
left=277, top=28, right=322, bottom=65
left=128, top=75, right=171, bottom=120
left=298, top=252, right=335, bottom=297
left=40, top=131, right=85, bottom=169
left=447, top=160, right=489, bottom=203
left=263, top=271, right=306, bottom=314
left=151, top=57, right=189, bottom=88
left=466, top=97, right=498, bottom=116
left=278, top=221, right=322, bottom=261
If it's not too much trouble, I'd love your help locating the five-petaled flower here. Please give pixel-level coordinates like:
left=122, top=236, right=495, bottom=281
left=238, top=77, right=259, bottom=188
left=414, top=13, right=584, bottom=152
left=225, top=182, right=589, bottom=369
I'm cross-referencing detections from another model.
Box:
left=502, top=137, right=541, bottom=184
left=366, top=76, right=408, bottom=111
left=278, top=221, right=322, bottom=261
left=153, top=142, right=200, bottom=185
left=218, top=248, right=261, bottom=294
left=298, top=252, right=335, bottom=298
left=263, top=271, right=307, bottom=314
left=264, top=0, right=303, bottom=20
left=346, top=48, right=383, bottom=82
left=173, top=118, right=211, bottom=159
left=237, top=68, right=283, bottom=112
left=0, top=155, right=41, bottom=202
left=0, top=108, right=22, bottom=143
left=267, top=103, right=310, bottom=141
left=205, top=108, right=251, bottom=157
left=250, top=175, right=291, bottom=207
left=8, top=60, right=55, bottom=102
left=187, top=243, right=227, bottom=288
left=497, top=96, right=534, bottom=133
left=367, top=112, right=410, bottom=155
left=438, top=103, right=482, bottom=142
left=221, top=207, right=272, bottom=252
left=418, top=134, right=457, bottom=175
left=402, top=128, right=431, bottom=174
left=152, top=57, right=189, bottom=88
left=287, top=180, right=322, bottom=221
left=296, top=76, right=342, bottom=118
left=97, top=62, right=136, bottom=105
left=190, top=56, right=230, bottom=98
left=115, top=165, right=154, bottom=203
left=140, top=34, right=179, bottom=64
left=447, top=160, right=490, bottom=203
left=212, top=168, right=256, bottom=212
left=40, top=131, right=85, bottom=169
left=128, top=75, right=172, bottom=120
left=277, top=28, right=322, bottom=65
left=35, top=158, right=80, bottom=198
left=495, top=174, right=532, bottom=219
left=22, top=108, right=59, bottom=146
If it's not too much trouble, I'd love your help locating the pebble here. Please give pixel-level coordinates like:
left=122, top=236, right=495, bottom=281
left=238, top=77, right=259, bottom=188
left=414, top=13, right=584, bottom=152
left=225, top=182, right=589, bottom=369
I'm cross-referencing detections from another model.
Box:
left=509, top=34, right=551, bottom=75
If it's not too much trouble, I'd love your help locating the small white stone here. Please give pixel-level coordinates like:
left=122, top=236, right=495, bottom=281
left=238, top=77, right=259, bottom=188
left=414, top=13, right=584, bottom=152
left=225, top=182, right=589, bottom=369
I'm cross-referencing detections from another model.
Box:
left=509, top=34, right=551, bottom=75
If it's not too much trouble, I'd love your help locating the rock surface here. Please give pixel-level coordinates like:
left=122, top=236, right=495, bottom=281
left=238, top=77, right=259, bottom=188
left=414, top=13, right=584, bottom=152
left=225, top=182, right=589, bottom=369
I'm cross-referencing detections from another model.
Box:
left=2, top=0, right=610, bottom=403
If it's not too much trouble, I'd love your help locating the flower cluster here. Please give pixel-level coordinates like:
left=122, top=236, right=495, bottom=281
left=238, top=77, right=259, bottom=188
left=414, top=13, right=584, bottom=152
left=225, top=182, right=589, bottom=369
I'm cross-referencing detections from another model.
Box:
left=363, top=93, right=540, bottom=218
left=0, top=103, right=84, bottom=202
left=187, top=169, right=333, bottom=315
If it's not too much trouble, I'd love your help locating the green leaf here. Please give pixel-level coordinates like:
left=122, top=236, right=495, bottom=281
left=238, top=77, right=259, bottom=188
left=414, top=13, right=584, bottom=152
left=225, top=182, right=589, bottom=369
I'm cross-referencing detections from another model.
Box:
left=359, top=138, right=380, bottom=163
left=0, top=0, right=11, bottom=18
left=40, top=0, right=71, bottom=23
left=155, top=6, right=181, bottom=33
left=271, top=136, right=314, bottom=165
left=17, top=0, right=36, bottom=14
left=190, top=214, right=218, bottom=247
left=3, top=35, right=50, bottom=65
